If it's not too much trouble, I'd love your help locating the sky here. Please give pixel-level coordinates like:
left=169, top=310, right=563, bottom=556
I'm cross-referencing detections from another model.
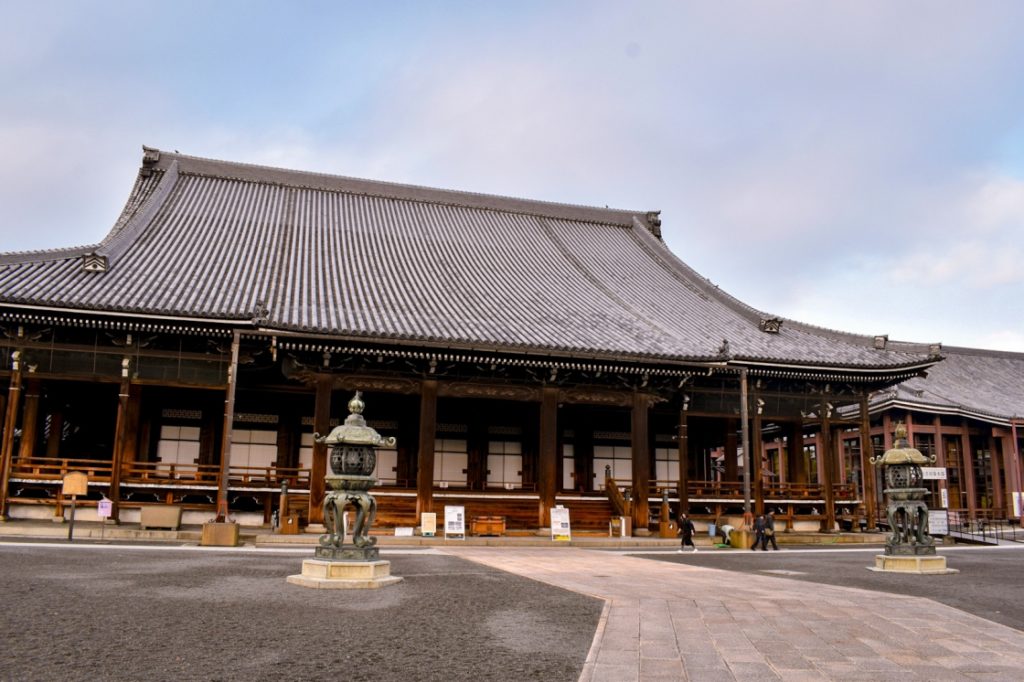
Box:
left=1, top=1, right=1022, bottom=352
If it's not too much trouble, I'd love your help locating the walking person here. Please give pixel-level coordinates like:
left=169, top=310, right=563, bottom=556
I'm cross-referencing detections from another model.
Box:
left=751, top=513, right=765, bottom=550
left=762, top=510, right=779, bottom=551
left=677, top=513, right=698, bottom=553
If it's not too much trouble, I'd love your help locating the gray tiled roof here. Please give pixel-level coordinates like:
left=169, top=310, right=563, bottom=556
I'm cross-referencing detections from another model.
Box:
left=0, top=148, right=937, bottom=371
left=872, top=346, right=1024, bottom=425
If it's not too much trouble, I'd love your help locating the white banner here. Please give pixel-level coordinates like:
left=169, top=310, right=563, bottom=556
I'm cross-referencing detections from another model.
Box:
left=928, top=510, right=949, bottom=535
left=940, top=488, right=949, bottom=509
left=444, top=505, right=465, bottom=539
left=1013, top=492, right=1022, bottom=518
left=550, top=506, right=571, bottom=541
left=921, top=467, right=947, bottom=480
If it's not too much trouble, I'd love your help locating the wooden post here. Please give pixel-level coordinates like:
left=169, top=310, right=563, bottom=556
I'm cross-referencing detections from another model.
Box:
left=17, top=377, right=41, bottom=460
left=215, top=332, right=241, bottom=522
left=415, top=380, right=437, bottom=519
left=753, top=407, right=765, bottom=516
left=108, top=359, right=131, bottom=522
left=786, top=422, right=802, bottom=485
left=630, top=393, right=650, bottom=534
left=860, top=395, right=877, bottom=529
left=308, top=374, right=333, bottom=525
left=0, top=352, right=24, bottom=519
left=537, top=387, right=558, bottom=527
left=724, top=418, right=738, bottom=482
left=822, top=406, right=836, bottom=532
left=960, top=422, right=977, bottom=519
left=677, top=406, right=689, bottom=515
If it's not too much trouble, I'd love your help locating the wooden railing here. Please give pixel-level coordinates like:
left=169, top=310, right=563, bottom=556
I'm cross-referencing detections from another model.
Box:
left=124, top=461, right=220, bottom=484
left=10, top=457, right=112, bottom=481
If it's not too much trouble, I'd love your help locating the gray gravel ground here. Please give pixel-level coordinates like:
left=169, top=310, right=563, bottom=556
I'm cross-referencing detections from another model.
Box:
left=0, top=544, right=602, bottom=682
left=636, top=545, right=1024, bottom=631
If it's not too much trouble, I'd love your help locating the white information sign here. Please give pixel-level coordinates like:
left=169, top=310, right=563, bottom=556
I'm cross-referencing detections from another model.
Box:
left=1013, top=492, right=1022, bottom=518
left=550, top=505, right=571, bottom=541
left=928, top=510, right=949, bottom=536
left=444, top=505, right=466, bottom=539
left=940, top=488, right=949, bottom=509
left=97, top=498, right=113, bottom=519
left=921, top=467, right=947, bottom=480
left=421, top=512, right=437, bottom=537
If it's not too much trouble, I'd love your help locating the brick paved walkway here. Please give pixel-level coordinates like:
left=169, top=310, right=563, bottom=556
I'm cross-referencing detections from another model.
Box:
left=443, top=547, right=1024, bottom=681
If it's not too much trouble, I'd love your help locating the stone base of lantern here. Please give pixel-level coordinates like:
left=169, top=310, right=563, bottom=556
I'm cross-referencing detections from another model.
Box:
left=287, top=559, right=402, bottom=589
left=868, top=554, right=959, bottom=575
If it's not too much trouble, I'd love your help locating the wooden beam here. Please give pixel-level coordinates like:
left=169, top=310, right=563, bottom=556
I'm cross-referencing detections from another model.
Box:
left=416, top=380, right=438, bottom=519
left=960, top=421, right=977, bottom=517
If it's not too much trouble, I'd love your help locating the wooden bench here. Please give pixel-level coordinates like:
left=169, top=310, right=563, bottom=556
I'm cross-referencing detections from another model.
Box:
left=471, top=516, right=506, bottom=536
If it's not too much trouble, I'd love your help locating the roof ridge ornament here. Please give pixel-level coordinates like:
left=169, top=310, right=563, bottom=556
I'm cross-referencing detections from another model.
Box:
left=645, top=211, right=662, bottom=238
left=81, top=252, right=108, bottom=272
left=759, top=317, right=782, bottom=334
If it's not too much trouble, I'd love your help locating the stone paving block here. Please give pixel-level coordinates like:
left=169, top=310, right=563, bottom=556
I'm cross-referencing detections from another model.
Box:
left=682, top=652, right=729, bottom=669
left=590, top=663, right=638, bottom=682
left=682, top=665, right=736, bottom=681
left=595, top=648, right=638, bottom=665
left=639, top=657, right=684, bottom=678
left=639, top=640, right=679, bottom=659
left=764, top=653, right=815, bottom=670
left=598, top=635, right=640, bottom=652
left=726, top=662, right=782, bottom=680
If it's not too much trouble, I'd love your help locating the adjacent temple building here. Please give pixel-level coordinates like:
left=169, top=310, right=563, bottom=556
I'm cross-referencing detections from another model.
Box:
left=0, top=148, right=1020, bottom=534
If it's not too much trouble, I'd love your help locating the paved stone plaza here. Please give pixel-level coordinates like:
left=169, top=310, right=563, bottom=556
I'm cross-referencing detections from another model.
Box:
left=1, top=539, right=1023, bottom=681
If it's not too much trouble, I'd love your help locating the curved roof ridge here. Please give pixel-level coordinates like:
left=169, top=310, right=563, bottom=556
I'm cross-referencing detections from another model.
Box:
left=629, top=220, right=936, bottom=358
left=149, top=147, right=657, bottom=230
left=0, top=243, right=100, bottom=265
left=94, top=160, right=180, bottom=267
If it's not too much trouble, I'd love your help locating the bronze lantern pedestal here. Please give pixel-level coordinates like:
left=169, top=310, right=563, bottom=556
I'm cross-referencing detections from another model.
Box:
left=868, top=422, right=957, bottom=575
left=287, top=392, right=403, bottom=589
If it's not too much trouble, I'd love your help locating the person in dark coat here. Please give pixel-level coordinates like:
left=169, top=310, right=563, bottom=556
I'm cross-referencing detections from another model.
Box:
left=677, top=513, right=698, bottom=553
left=762, top=510, right=779, bottom=550
left=751, top=514, right=765, bottom=550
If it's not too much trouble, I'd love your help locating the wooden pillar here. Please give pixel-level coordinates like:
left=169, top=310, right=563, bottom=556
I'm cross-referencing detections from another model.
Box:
left=630, top=393, right=650, bottom=534
left=0, top=353, right=24, bottom=519
left=724, top=418, right=738, bottom=481
left=677, top=406, right=689, bottom=515
left=787, top=421, right=807, bottom=485
left=537, top=387, right=558, bottom=527
left=108, top=360, right=132, bottom=522
left=215, top=333, right=241, bottom=522
left=997, top=430, right=1018, bottom=519
left=860, top=396, right=877, bottom=529
left=415, top=380, right=437, bottom=519
left=960, top=423, right=977, bottom=518
left=753, top=409, right=765, bottom=515
left=308, top=374, right=333, bottom=525
left=466, top=408, right=486, bottom=491
left=822, top=408, right=836, bottom=532
left=573, top=410, right=594, bottom=493
left=987, top=431, right=1003, bottom=516
left=17, top=377, right=41, bottom=460
left=45, top=405, right=64, bottom=457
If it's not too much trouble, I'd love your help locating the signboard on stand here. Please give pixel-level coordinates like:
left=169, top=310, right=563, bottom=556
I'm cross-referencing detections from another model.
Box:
left=550, top=506, right=571, bottom=541
left=97, top=498, right=113, bottom=519
left=444, top=505, right=465, bottom=539
left=928, top=510, right=949, bottom=536
left=421, top=512, right=437, bottom=537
